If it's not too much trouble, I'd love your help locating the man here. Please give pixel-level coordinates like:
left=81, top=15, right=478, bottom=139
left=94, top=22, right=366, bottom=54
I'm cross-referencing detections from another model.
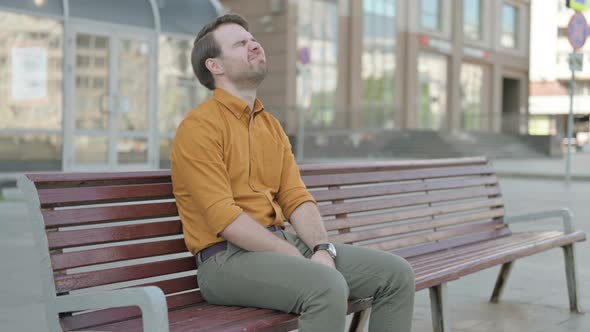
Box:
left=170, top=14, right=414, bottom=332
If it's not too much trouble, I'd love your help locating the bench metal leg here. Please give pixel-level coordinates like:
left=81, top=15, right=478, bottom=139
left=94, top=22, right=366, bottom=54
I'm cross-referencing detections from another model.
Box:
left=563, top=244, right=583, bottom=314
left=348, top=308, right=370, bottom=332
left=429, top=283, right=451, bottom=332
left=490, top=261, right=514, bottom=303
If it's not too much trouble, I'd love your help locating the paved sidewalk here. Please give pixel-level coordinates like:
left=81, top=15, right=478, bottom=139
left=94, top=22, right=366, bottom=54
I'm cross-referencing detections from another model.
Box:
left=492, top=152, right=590, bottom=181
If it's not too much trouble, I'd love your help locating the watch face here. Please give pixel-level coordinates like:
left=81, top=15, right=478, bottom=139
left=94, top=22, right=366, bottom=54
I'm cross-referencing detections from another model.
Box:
left=327, top=243, right=337, bottom=258
left=315, top=243, right=337, bottom=258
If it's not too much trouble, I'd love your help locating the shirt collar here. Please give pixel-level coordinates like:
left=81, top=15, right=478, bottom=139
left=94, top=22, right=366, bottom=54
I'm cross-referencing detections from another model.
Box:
left=213, top=88, right=265, bottom=119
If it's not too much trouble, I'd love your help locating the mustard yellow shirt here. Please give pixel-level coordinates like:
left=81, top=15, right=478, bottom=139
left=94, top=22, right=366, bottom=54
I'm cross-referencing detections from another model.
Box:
left=170, top=88, right=316, bottom=254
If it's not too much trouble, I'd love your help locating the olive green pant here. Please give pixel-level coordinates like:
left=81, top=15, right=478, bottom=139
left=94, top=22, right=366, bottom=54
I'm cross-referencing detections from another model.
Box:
left=197, top=229, right=415, bottom=332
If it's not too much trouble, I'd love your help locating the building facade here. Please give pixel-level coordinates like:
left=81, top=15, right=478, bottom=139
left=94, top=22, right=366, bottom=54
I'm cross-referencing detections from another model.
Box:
left=0, top=0, right=531, bottom=172
left=220, top=0, right=531, bottom=138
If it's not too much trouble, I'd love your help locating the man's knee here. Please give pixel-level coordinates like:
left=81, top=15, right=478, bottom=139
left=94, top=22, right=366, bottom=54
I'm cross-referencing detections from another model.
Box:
left=386, top=255, right=415, bottom=291
left=305, top=266, right=349, bottom=308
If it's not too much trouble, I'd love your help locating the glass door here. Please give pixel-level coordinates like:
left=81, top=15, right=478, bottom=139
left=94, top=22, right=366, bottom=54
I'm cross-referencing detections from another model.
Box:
left=65, top=23, right=156, bottom=171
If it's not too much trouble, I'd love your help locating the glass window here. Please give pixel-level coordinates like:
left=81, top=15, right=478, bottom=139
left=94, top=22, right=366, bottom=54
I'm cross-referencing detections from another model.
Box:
left=420, top=0, right=441, bottom=31
left=362, top=0, right=396, bottom=129
left=296, top=0, right=340, bottom=129
left=501, top=3, right=518, bottom=48
left=464, top=0, right=482, bottom=41
left=158, top=36, right=210, bottom=167
left=158, top=36, right=209, bottom=134
left=417, top=53, right=447, bottom=130
left=460, top=63, right=484, bottom=131
left=0, top=11, right=63, bottom=130
left=117, top=38, right=150, bottom=132
left=74, top=34, right=109, bottom=131
left=0, top=133, right=62, bottom=171
left=159, top=137, right=174, bottom=169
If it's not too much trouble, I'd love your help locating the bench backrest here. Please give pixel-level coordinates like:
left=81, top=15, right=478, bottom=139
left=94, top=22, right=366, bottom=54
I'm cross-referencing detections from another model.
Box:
left=20, top=157, right=505, bottom=330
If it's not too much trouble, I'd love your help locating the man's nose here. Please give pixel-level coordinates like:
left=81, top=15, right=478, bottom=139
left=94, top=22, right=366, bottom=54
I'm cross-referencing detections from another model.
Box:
left=249, top=41, right=261, bottom=52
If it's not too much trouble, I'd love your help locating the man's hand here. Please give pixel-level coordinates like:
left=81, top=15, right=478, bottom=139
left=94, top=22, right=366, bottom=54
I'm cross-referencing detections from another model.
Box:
left=310, top=250, right=336, bottom=269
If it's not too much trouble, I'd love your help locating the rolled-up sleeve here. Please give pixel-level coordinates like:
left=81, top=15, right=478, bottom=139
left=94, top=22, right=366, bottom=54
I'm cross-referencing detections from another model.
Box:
left=275, top=126, right=316, bottom=220
left=171, top=117, right=243, bottom=236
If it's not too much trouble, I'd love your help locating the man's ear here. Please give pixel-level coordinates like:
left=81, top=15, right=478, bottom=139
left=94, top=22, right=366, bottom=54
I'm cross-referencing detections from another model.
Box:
left=205, top=58, right=224, bottom=75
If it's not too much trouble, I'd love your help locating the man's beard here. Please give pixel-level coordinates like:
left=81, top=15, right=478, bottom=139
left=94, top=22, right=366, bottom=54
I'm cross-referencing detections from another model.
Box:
left=228, top=62, right=268, bottom=88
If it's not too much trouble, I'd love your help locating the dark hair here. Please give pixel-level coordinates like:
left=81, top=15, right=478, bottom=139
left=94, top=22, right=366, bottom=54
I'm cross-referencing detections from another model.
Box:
left=191, top=14, right=250, bottom=90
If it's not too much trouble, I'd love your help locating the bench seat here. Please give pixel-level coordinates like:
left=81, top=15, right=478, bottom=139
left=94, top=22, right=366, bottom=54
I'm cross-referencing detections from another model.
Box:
left=89, top=299, right=373, bottom=332
left=70, top=230, right=585, bottom=332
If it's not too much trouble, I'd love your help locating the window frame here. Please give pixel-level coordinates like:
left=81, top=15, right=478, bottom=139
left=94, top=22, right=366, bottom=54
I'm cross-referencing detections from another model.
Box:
left=497, top=0, right=529, bottom=57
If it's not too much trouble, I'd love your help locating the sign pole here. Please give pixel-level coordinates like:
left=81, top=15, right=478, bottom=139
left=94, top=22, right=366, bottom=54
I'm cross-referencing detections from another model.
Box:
left=565, top=10, right=589, bottom=186
left=566, top=66, right=575, bottom=187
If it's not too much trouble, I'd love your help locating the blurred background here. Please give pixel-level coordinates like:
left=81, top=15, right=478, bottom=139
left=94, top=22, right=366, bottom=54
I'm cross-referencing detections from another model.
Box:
left=0, top=0, right=588, bottom=176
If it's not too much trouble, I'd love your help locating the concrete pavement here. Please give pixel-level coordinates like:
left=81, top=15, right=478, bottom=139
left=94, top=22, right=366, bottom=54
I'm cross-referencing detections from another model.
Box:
left=1, top=175, right=589, bottom=331
left=493, top=152, right=590, bottom=181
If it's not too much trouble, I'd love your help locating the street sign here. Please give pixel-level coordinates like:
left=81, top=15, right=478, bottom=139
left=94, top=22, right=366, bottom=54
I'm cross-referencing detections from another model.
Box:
left=569, top=52, right=584, bottom=71
left=567, top=11, right=589, bottom=50
left=567, top=0, right=590, bottom=12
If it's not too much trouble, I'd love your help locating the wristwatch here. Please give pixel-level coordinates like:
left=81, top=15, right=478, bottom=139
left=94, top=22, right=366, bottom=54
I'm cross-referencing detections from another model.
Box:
left=313, top=242, right=337, bottom=259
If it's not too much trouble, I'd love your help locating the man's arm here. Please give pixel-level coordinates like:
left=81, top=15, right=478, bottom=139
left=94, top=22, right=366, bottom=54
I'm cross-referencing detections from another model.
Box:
left=271, top=119, right=335, bottom=267
left=289, top=201, right=329, bottom=249
left=289, top=202, right=335, bottom=268
left=221, top=212, right=303, bottom=257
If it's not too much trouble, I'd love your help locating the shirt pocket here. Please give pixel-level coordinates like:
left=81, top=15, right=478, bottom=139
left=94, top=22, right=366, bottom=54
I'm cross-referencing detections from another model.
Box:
left=257, top=136, right=284, bottom=191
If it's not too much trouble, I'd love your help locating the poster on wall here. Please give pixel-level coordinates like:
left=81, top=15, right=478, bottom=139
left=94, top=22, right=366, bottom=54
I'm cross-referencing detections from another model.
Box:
left=11, top=47, right=48, bottom=100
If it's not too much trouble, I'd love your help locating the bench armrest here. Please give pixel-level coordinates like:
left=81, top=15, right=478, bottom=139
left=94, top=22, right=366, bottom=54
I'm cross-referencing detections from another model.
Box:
left=54, top=286, right=169, bottom=332
left=505, top=208, right=575, bottom=234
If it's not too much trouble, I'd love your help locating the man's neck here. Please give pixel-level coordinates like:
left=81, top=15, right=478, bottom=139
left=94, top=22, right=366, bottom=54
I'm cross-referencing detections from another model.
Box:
left=217, top=82, right=257, bottom=114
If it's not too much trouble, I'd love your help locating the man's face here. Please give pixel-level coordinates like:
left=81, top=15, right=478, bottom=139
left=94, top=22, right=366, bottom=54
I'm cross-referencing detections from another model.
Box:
left=213, top=23, right=267, bottom=87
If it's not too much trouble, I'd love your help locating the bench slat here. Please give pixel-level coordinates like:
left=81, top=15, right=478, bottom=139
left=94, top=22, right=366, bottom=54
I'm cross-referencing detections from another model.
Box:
left=74, top=297, right=374, bottom=332
left=330, top=208, right=505, bottom=244
left=303, top=165, right=494, bottom=187
left=409, top=231, right=538, bottom=265
left=47, top=220, right=182, bottom=249
left=412, top=232, right=563, bottom=274
left=414, top=230, right=586, bottom=291
left=210, top=298, right=372, bottom=332
left=298, top=157, right=488, bottom=175
left=318, top=186, right=500, bottom=217
left=311, top=176, right=498, bottom=202
left=54, top=257, right=196, bottom=292
left=323, top=198, right=504, bottom=231
left=136, top=275, right=198, bottom=295
left=89, top=306, right=275, bottom=332
left=394, top=227, right=511, bottom=259
left=38, top=183, right=173, bottom=208
left=60, top=291, right=205, bottom=331
left=43, top=202, right=178, bottom=228
left=27, top=171, right=171, bottom=189
left=366, top=219, right=505, bottom=252
left=51, top=239, right=188, bottom=270
left=174, top=307, right=279, bottom=332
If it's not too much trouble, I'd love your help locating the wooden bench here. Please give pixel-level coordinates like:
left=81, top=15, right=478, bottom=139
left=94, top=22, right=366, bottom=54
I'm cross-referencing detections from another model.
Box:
left=19, top=157, right=585, bottom=332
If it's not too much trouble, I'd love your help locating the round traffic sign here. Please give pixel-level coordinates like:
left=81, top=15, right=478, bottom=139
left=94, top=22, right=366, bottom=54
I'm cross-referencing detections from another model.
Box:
left=567, top=12, right=589, bottom=50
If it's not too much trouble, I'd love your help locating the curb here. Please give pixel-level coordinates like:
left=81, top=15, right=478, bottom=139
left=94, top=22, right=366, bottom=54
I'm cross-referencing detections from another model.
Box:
left=496, top=172, right=590, bottom=182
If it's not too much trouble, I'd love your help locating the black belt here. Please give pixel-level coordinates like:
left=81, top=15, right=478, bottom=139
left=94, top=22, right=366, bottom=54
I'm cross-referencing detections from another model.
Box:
left=197, top=225, right=283, bottom=266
